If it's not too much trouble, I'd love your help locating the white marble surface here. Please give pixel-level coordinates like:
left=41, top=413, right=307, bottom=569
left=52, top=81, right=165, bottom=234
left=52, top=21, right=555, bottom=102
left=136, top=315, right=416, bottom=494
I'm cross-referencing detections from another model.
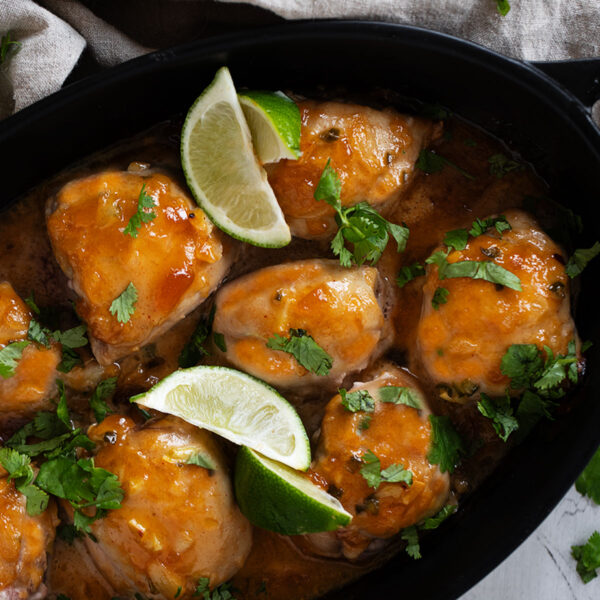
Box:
left=459, top=486, right=600, bottom=600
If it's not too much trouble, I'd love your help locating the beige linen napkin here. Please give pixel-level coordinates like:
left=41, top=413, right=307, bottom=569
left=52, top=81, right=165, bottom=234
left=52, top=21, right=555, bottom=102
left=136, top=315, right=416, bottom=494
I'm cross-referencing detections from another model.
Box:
left=1, top=0, right=600, bottom=119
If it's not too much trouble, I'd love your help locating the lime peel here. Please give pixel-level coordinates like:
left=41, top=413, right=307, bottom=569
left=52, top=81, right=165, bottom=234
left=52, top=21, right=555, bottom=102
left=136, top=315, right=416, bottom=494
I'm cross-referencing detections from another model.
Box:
left=235, top=446, right=352, bottom=535
left=238, top=90, right=301, bottom=163
left=131, top=365, right=310, bottom=470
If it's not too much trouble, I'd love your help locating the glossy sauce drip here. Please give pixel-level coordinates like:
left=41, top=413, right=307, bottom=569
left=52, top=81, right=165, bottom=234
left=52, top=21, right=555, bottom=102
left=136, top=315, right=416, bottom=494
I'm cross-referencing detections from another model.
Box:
left=0, top=115, right=550, bottom=599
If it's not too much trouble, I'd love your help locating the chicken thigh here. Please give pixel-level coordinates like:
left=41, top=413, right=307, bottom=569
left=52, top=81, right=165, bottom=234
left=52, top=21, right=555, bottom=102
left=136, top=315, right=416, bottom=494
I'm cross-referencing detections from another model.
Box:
left=46, top=170, right=234, bottom=365
left=306, top=364, right=449, bottom=560
left=0, top=472, right=57, bottom=599
left=0, top=282, right=60, bottom=416
left=267, top=100, right=440, bottom=238
left=416, top=209, right=577, bottom=399
left=80, top=415, right=252, bottom=599
left=212, top=259, right=391, bottom=390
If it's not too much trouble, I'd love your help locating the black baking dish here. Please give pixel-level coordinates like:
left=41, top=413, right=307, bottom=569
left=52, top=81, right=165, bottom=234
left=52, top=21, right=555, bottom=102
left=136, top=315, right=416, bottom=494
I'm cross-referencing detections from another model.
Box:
left=1, top=21, right=599, bottom=600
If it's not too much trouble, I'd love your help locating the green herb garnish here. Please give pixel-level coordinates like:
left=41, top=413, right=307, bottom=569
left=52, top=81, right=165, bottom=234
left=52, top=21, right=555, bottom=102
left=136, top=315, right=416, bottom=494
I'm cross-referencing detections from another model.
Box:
left=396, top=262, right=425, bottom=288
left=89, top=377, right=117, bottom=423
left=185, top=452, right=216, bottom=471
left=565, top=242, right=600, bottom=278
left=432, top=286, right=449, bottom=310
left=488, top=153, right=520, bottom=177
left=495, top=0, right=511, bottom=16
left=213, top=332, right=227, bottom=353
left=267, top=328, right=333, bottom=376
left=314, top=160, right=409, bottom=267
left=109, top=282, right=138, bottom=324
left=477, top=393, right=519, bottom=442
left=0, top=32, right=21, bottom=65
left=572, top=532, right=600, bottom=583
left=179, top=307, right=215, bottom=368
left=378, top=386, right=422, bottom=409
left=340, top=388, right=375, bottom=413
left=401, top=504, right=458, bottom=560
left=360, top=449, right=413, bottom=489
left=123, top=184, right=157, bottom=238
left=427, top=415, right=465, bottom=474
left=416, top=149, right=475, bottom=180
left=576, top=446, right=600, bottom=505
left=0, top=340, right=29, bottom=378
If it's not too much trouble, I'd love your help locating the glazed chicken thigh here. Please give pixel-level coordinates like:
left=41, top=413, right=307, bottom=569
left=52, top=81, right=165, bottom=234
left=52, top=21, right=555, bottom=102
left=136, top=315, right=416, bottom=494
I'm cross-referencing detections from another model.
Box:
left=0, top=282, right=60, bottom=416
left=307, top=364, right=449, bottom=560
left=416, top=209, right=578, bottom=399
left=0, top=472, right=57, bottom=599
left=267, top=100, right=440, bottom=239
left=46, top=170, right=234, bottom=365
left=78, top=415, right=252, bottom=599
left=212, top=259, right=390, bottom=390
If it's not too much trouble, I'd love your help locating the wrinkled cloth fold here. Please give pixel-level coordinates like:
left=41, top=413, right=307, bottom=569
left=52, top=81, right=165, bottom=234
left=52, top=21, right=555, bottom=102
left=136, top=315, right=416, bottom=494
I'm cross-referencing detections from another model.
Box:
left=1, top=0, right=600, bottom=118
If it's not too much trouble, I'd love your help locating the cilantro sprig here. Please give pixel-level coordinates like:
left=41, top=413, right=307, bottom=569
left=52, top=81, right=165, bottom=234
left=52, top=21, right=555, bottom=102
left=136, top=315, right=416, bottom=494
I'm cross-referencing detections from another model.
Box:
left=123, top=184, right=157, bottom=238
left=3, top=384, right=124, bottom=529
left=27, top=319, right=88, bottom=373
left=488, top=153, right=521, bottom=178
left=378, top=386, right=423, bottom=409
left=314, top=160, right=409, bottom=267
left=359, top=449, right=413, bottom=489
left=576, top=446, right=600, bottom=506
left=572, top=532, right=600, bottom=583
left=195, top=578, right=235, bottom=600
left=89, top=377, right=117, bottom=423
left=477, top=393, right=519, bottom=442
left=266, top=328, right=333, bottom=376
left=185, top=452, right=216, bottom=471
left=109, top=282, right=138, bottom=324
left=396, top=263, right=425, bottom=288
left=495, top=0, right=511, bottom=16
left=179, top=307, right=215, bottom=368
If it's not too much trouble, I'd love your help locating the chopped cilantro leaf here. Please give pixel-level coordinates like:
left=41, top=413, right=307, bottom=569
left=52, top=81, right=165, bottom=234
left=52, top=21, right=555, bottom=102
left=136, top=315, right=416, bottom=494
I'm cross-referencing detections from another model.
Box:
left=378, top=386, right=422, bottom=410
left=416, top=149, right=475, bottom=180
left=477, top=393, right=519, bottom=442
left=194, top=578, right=235, bottom=600
left=432, top=286, right=449, bottom=310
left=339, top=389, right=375, bottom=413
left=500, top=344, right=543, bottom=389
left=0, top=340, right=29, bottom=378
left=213, top=332, right=227, bottom=353
left=443, top=228, right=469, bottom=251
left=28, top=319, right=50, bottom=347
left=109, top=282, right=138, bottom=324
left=57, top=523, right=83, bottom=544
left=53, top=325, right=88, bottom=349
left=314, top=160, right=409, bottom=267
left=123, top=184, right=157, bottom=238
left=402, top=525, right=422, bottom=559
left=58, top=346, right=82, bottom=373
left=572, top=531, right=600, bottom=583
left=488, top=153, right=520, bottom=177
left=267, top=329, right=333, bottom=376
left=427, top=251, right=522, bottom=291
left=565, top=242, right=600, bottom=278
left=360, top=450, right=412, bottom=489
left=576, top=446, right=600, bottom=505
left=495, top=0, right=511, bottom=15
left=24, top=293, right=40, bottom=315
left=185, top=452, right=216, bottom=471
left=427, top=415, right=465, bottom=474
left=396, top=262, right=425, bottom=288
left=179, top=307, right=215, bottom=368
left=421, top=504, right=458, bottom=530
left=358, top=415, right=372, bottom=430
left=89, top=377, right=117, bottom=423
left=469, top=215, right=511, bottom=237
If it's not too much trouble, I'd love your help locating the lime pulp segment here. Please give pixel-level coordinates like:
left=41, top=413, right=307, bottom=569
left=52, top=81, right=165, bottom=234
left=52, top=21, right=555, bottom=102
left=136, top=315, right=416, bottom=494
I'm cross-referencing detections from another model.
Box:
left=131, top=365, right=310, bottom=470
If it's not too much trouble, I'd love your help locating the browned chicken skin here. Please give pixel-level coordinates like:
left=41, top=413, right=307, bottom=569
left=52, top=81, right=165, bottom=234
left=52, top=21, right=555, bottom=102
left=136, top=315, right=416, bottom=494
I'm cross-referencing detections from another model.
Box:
left=306, top=364, right=449, bottom=560
left=0, top=472, right=58, bottom=599
left=46, top=170, right=234, bottom=365
left=213, top=259, right=391, bottom=390
left=75, top=415, right=252, bottom=599
left=267, top=100, right=440, bottom=239
left=416, top=209, right=578, bottom=399
left=0, top=282, right=60, bottom=416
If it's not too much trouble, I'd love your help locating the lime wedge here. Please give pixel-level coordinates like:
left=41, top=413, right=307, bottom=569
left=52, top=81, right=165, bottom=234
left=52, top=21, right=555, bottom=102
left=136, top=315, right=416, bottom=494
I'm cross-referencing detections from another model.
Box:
left=235, top=446, right=352, bottom=535
left=180, top=67, right=291, bottom=248
left=238, top=91, right=301, bottom=163
left=131, top=366, right=310, bottom=470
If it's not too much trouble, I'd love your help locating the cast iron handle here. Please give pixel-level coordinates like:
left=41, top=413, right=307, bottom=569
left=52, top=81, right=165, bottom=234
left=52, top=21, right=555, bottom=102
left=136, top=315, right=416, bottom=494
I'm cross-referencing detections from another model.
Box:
left=532, top=58, right=600, bottom=112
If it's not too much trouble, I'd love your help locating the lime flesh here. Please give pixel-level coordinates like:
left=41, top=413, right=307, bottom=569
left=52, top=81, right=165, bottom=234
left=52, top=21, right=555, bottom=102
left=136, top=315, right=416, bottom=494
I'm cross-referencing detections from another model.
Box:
left=131, top=366, right=310, bottom=470
left=235, top=446, right=352, bottom=535
left=238, top=91, right=301, bottom=163
left=180, top=67, right=291, bottom=248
